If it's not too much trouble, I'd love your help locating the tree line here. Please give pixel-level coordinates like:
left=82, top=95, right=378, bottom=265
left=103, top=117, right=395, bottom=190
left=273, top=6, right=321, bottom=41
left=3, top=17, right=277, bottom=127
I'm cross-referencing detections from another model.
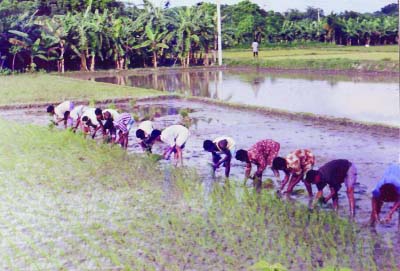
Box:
left=0, top=0, right=398, bottom=72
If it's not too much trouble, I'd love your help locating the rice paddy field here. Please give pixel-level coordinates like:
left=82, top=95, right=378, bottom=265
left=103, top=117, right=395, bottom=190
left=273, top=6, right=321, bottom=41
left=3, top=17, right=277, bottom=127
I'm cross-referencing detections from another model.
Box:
left=0, top=119, right=398, bottom=270
left=0, top=68, right=399, bottom=270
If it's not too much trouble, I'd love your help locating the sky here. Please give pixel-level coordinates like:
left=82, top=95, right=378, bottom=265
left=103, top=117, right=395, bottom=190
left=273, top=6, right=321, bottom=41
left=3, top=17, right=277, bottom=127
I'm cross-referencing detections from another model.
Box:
left=124, top=0, right=396, bottom=13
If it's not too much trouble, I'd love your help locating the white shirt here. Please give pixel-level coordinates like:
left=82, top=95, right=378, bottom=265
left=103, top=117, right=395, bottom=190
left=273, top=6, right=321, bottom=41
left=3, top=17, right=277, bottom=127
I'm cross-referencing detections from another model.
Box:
left=138, top=120, right=154, bottom=136
left=161, top=125, right=189, bottom=147
left=81, top=108, right=99, bottom=126
left=54, top=101, right=73, bottom=121
left=103, top=109, right=120, bottom=120
left=70, top=105, right=88, bottom=121
left=213, top=136, right=236, bottom=152
left=252, top=41, right=259, bottom=52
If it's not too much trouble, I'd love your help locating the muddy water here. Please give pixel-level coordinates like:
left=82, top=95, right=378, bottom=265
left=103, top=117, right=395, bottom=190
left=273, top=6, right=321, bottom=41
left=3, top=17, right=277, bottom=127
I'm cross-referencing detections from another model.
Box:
left=3, top=97, right=400, bottom=268
left=5, top=98, right=399, bottom=232
left=69, top=69, right=400, bottom=126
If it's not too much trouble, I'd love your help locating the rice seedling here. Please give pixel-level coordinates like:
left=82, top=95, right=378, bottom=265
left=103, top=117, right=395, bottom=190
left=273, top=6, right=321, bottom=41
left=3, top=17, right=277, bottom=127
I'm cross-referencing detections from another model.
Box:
left=0, top=119, right=398, bottom=270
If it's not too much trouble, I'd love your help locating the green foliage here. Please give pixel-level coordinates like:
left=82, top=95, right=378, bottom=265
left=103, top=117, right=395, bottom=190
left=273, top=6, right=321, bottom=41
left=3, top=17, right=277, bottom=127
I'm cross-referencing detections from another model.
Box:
left=250, top=261, right=287, bottom=271
left=0, top=0, right=398, bottom=71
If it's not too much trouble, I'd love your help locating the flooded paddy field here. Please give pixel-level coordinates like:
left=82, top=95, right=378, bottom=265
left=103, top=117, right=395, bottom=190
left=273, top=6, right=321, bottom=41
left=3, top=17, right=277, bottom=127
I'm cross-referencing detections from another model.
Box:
left=3, top=97, right=399, bottom=229
left=68, top=68, right=400, bottom=126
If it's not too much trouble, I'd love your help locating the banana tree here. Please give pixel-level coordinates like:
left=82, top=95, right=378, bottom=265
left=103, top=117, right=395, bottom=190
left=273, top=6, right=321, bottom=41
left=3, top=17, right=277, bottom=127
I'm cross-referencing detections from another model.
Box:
left=8, top=30, right=46, bottom=72
left=134, top=24, right=169, bottom=68
left=175, top=7, right=200, bottom=67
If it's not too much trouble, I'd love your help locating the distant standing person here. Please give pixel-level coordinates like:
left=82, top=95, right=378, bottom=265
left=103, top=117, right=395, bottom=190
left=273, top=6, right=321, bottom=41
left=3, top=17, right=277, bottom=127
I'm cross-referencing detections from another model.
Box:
left=235, top=139, right=280, bottom=191
left=305, top=159, right=357, bottom=217
left=46, top=101, right=74, bottom=128
left=252, top=40, right=259, bottom=58
left=370, top=164, right=400, bottom=225
left=148, top=124, right=189, bottom=166
left=272, top=149, right=315, bottom=194
left=203, top=136, right=236, bottom=178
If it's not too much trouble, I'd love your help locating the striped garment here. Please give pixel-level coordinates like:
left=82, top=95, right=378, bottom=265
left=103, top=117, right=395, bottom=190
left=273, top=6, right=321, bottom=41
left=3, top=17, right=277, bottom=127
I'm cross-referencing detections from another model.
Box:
left=113, top=113, right=133, bottom=134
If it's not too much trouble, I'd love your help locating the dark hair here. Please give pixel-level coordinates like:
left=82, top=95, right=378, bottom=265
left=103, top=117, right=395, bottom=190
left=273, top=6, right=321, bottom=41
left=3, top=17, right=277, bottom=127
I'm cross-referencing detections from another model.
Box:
left=94, top=108, right=102, bottom=116
left=148, top=129, right=161, bottom=143
left=378, top=183, right=399, bottom=201
left=272, top=157, right=287, bottom=170
left=81, top=116, right=89, bottom=122
left=305, top=170, right=319, bottom=183
left=63, top=111, right=70, bottom=120
left=46, top=105, right=54, bottom=113
left=136, top=129, right=145, bottom=139
left=235, top=149, right=248, bottom=162
left=203, top=140, right=214, bottom=151
left=150, top=129, right=161, bottom=138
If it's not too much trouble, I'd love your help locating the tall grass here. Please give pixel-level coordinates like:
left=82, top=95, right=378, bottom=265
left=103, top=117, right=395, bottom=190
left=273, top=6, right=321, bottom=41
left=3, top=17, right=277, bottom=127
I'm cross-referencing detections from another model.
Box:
left=0, top=74, right=162, bottom=106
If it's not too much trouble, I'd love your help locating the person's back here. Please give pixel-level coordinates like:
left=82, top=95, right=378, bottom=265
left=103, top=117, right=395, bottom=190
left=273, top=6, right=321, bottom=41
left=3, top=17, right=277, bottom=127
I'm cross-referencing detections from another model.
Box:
left=161, top=125, right=189, bottom=147
left=317, top=159, right=352, bottom=191
left=213, top=136, right=235, bottom=153
left=103, top=109, right=120, bottom=120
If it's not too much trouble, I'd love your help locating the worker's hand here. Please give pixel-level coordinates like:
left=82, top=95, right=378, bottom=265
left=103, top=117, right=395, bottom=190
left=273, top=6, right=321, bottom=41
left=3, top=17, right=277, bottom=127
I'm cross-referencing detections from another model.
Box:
left=382, top=214, right=393, bottom=223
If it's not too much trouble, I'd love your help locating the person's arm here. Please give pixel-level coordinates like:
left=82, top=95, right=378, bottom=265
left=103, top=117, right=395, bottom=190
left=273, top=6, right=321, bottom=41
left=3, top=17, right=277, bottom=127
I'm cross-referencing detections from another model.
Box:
left=346, top=187, right=355, bottom=217
left=174, top=145, right=183, bottom=166
left=72, top=118, right=81, bottom=132
left=285, top=173, right=303, bottom=194
left=279, top=171, right=290, bottom=191
left=383, top=201, right=400, bottom=223
left=244, top=162, right=252, bottom=185
left=323, top=186, right=337, bottom=203
left=214, top=148, right=231, bottom=168
left=163, top=146, right=174, bottom=160
left=370, top=197, right=380, bottom=225
left=304, top=182, right=313, bottom=197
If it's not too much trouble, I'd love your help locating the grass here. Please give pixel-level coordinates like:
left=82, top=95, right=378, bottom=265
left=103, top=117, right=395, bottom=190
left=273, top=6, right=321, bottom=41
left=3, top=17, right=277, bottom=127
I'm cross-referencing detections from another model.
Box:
left=223, top=46, right=399, bottom=72
left=0, top=73, right=163, bottom=106
left=0, top=119, right=397, bottom=270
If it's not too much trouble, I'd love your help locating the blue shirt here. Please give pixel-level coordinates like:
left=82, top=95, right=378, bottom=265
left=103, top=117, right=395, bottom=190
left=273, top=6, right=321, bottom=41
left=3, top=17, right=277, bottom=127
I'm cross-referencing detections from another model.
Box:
left=372, top=164, right=400, bottom=198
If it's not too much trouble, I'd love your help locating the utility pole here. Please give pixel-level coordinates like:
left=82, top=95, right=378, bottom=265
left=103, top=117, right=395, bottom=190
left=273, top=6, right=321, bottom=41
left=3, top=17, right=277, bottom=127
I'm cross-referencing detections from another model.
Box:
left=217, top=0, right=222, bottom=66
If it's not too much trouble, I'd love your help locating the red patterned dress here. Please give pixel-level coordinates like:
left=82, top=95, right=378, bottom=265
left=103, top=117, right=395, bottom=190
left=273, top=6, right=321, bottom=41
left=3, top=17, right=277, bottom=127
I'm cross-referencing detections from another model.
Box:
left=246, top=139, right=280, bottom=175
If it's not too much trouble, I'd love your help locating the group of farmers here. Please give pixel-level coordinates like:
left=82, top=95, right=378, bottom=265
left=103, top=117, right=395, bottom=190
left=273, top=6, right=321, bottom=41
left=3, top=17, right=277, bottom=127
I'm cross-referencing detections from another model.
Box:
left=47, top=101, right=400, bottom=226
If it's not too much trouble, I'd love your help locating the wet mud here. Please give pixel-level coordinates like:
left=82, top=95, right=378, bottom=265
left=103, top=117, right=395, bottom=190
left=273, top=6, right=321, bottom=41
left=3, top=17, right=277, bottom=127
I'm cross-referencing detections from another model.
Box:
left=3, top=97, right=399, bottom=233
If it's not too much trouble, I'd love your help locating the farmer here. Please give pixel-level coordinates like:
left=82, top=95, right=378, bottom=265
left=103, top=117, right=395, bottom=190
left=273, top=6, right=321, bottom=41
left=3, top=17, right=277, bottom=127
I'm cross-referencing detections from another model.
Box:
left=147, top=124, right=189, bottom=166
left=80, top=107, right=99, bottom=136
left=203, top=136, right=236, bottom=178
left=93, top=108, right=120, bottom=140
left=46, top=100, right=74, bottom=128
left=272, top=149, right=315, bottom=194
left=370, top=164, right=400, bottom=225
left=251, top=40, right=259, bottom=58
left=305, top=159, right=357, bottom=217
left=135, top=120, right=154, bottom=152
left=235, top=139, right=280, bottom=191
left=63, top=105, right=88, bottom=130
left=113, top=112, right=134, bottom=149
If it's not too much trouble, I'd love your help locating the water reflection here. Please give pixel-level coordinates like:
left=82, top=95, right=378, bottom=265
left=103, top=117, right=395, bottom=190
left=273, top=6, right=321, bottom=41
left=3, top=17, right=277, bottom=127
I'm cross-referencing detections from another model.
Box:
left=81, top=70, right=399, bottom=126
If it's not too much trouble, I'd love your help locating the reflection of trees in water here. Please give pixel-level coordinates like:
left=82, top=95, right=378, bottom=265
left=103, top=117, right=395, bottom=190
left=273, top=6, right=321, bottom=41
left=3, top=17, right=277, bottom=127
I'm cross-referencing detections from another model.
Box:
left=134, top=105, right=180, bottom=120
